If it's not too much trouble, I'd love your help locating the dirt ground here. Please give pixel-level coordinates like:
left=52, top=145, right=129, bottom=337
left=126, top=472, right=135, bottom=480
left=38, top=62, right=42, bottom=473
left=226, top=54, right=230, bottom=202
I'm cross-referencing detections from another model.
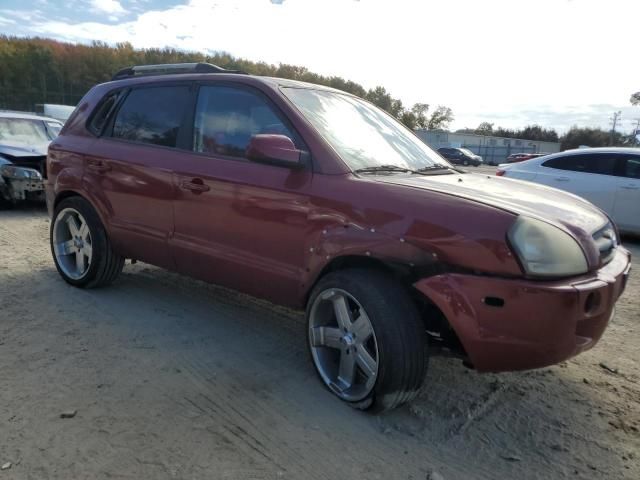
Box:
left=0, top=206, right=638, bottom=480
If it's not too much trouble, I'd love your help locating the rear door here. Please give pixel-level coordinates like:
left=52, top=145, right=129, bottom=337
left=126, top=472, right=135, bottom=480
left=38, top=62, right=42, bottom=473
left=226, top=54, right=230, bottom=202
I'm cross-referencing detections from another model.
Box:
left=85, top=83, right=192, bottom=268
left=613, top=155, right=640, bottom=233
left=536, top=153, right=619, bottom=214
left=170, top=83, right=312, bottom=305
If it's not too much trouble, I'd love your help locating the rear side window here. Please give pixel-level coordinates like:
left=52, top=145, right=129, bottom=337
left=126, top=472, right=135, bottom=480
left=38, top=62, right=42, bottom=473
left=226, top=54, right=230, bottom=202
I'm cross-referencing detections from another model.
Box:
left=193, top=85, right=296, bottom=159
left=542, top=154, right=617, bottom=176
left=624, top=157, right=640, bottom=179
left=112, top=86, right=190, bottom=148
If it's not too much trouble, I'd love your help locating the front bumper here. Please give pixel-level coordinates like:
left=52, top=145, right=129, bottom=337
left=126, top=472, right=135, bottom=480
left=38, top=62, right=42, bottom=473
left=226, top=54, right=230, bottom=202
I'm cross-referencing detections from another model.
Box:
left=414, top=247, right=631, bottom=372
left=0, top=176, right=44, bottom=202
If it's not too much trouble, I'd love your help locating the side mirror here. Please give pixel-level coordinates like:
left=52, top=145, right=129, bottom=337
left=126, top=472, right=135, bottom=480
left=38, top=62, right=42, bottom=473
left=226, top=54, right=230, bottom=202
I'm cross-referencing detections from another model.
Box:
left=246, top=134, right=305, bottom=169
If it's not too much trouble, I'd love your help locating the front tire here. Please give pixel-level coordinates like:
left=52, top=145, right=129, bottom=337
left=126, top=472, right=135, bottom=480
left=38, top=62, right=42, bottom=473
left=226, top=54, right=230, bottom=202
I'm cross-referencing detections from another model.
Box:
left=306, top=269, right=427, bottom=412
left=51, top=196, right=124, bottom=288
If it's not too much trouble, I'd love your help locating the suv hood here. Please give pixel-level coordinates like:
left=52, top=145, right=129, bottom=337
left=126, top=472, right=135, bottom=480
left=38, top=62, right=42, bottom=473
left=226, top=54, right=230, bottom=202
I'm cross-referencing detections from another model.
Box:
left=0, top=141, right=50, bottom=158
left=375, top=172, right=608, bottom=235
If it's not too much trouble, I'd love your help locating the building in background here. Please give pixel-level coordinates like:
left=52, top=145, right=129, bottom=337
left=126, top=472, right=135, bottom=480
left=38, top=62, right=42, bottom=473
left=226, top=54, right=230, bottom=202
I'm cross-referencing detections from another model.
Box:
left=34, top=104, right=76, bottom=123
left=416, top=129, right=561, bottom=165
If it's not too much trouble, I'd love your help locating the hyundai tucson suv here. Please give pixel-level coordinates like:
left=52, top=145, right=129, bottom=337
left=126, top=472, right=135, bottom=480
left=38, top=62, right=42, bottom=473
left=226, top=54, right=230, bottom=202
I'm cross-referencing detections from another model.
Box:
left=46, top=63, right=631, bottom=412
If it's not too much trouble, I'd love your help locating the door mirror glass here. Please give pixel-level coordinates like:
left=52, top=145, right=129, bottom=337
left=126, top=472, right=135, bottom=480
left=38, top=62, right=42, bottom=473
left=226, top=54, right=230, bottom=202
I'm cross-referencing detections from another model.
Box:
left=246, top=134, right=304, bottom=168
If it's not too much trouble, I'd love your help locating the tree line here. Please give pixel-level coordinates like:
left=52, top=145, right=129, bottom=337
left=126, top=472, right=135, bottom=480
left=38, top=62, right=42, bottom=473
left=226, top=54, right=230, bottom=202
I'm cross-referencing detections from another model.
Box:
left=456, top=121, right=637, bottom=150
left=1, top=36, right=636, bottom=150
left=0, top=36, right=453, bottom=130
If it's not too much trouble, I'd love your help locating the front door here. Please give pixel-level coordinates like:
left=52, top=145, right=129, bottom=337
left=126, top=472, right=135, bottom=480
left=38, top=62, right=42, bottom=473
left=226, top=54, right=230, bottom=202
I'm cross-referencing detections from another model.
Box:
left=171, top=84, right=312, bottom=306
left=537, top=153, right=619, bottom=216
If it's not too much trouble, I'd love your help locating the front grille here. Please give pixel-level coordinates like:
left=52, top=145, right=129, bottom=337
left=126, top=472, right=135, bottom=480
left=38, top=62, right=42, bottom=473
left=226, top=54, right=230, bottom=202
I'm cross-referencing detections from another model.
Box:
left=592, top=223, right=617, bottom=265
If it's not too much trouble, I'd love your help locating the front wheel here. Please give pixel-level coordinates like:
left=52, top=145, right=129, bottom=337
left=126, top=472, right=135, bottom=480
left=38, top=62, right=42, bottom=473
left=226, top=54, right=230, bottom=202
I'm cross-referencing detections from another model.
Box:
left=306, top=269, right=427, bottom=412
left=51, top=196, right=124, bottom=288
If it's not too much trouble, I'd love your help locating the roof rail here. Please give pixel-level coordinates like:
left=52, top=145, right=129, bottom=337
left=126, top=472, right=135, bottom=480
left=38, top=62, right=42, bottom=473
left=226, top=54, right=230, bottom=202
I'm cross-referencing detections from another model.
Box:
left=111, top=62, right=247, bottom=81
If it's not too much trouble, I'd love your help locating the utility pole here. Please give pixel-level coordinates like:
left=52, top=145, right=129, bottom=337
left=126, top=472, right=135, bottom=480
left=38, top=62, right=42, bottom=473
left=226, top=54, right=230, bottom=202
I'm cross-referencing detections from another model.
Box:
left=609, top=111, right=622, bottom=146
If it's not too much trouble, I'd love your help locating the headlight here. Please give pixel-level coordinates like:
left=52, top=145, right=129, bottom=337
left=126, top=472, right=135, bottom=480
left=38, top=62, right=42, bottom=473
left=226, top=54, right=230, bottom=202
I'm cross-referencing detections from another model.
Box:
left=0, top=164, right=42, bottom=180
left=508, top=216, right=588, bottom=277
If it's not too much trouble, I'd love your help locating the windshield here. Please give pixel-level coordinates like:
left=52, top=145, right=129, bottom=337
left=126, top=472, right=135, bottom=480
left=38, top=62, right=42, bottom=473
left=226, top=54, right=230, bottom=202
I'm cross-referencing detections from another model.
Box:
left=460, top=148, right=475, bottom=157
left=281, top=88, right=449, bottom=171
left=45, top=120, right=63, bottom=137
left=0, top=118, right=51, bottom=145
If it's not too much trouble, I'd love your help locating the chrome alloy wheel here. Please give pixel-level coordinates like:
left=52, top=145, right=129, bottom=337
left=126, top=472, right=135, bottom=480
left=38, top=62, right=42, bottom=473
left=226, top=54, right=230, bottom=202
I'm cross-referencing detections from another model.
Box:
left=308, top=288, right=379, bottom=402
left=52, top=208, right=93, bottom=280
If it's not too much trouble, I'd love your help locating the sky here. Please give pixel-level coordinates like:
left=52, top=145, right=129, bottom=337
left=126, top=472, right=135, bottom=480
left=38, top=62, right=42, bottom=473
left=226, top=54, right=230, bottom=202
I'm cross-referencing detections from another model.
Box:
left=1, top=0, right=639, bottom=133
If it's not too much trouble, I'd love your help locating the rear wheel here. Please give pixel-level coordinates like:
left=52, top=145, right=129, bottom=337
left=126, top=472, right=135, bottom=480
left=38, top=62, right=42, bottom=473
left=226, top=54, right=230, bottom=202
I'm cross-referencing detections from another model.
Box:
left=306, top=269, right=427, bottom=412
left=51, top=196, right=124, bottom=288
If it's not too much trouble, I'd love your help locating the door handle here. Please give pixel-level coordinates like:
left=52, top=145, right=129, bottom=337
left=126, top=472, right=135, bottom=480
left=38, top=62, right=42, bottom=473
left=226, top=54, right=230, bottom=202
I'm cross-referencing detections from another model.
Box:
left=554, top=176, right=570, bottom=182
left=86, top=159, right=111, bottom=173
left=180, top=179, right=210, bottom=194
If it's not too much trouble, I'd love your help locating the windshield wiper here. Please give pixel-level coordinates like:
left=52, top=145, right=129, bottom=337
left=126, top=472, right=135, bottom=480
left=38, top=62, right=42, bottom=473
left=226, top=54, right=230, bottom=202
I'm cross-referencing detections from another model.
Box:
left=354, top=164, right=427, bottom=175
left=354, top=164, right=461, bottom=176
left=417, top=164, right=462, bottom=174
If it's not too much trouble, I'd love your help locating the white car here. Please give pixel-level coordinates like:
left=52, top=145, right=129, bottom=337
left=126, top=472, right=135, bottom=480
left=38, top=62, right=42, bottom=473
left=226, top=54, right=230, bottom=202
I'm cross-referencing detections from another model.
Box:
left=497, top=147, right=640, bottom=235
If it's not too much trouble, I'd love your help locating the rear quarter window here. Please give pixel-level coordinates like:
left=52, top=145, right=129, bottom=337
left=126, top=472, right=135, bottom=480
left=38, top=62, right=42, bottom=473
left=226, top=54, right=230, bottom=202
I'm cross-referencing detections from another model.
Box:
left=88, top=92, right=120, bottom=135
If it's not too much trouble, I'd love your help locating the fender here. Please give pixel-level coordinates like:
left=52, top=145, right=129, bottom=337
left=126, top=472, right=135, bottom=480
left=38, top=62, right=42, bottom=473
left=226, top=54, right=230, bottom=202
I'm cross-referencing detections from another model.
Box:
left=300, top=213, right=440, bottom=302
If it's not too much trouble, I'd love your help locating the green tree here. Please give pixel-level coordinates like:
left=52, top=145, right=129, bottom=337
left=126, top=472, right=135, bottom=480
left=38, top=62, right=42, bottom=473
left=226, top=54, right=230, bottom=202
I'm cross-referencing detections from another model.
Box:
left=559, top=127, right=625, bottom=150
left=426, top=106, right=454, bottom=130
left=631, top=91, right=640, bottom=105
left=519, top=125, right=559, bottom=142
left=475, top=122, right=494, bottom=135
left=0, top=35, right=454, bottom=131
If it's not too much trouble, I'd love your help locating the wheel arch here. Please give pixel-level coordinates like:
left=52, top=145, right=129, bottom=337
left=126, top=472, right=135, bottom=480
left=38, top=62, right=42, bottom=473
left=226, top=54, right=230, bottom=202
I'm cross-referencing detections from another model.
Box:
left=305, top=254, right=395, bottom=303
left=304, top=253, right=467, bottom=360
left=53, top=189, right=111, bottom=232
left=53, top=189, right=84, bottom=210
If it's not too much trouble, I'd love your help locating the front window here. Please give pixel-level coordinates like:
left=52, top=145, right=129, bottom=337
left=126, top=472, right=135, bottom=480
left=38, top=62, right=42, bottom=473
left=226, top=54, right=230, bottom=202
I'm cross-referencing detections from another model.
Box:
left=281, top=88, right=448, bottom=171
left=0, top=118, right=51, bottom=144
left=193, top=85, right=299, bottom=159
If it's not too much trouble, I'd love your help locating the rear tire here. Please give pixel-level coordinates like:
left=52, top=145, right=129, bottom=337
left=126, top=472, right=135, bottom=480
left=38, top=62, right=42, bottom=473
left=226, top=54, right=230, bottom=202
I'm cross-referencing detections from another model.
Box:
left=50, top=196, right=124, bottom=288
left=306, top=268, right=427, bottom=412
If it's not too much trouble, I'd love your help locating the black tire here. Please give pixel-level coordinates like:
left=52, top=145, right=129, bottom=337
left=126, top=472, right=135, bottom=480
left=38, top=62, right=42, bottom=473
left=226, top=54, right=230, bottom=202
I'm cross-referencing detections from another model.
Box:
left=463, top=159, right=470, bottom=166
left=306, top=268, right=428, bottom=412
left=50, top=196, right=124, bottom=288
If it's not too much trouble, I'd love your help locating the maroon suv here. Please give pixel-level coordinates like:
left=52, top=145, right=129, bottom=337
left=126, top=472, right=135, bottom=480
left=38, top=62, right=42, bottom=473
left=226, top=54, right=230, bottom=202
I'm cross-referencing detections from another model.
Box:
left=46, top=63, right=631, bottom=412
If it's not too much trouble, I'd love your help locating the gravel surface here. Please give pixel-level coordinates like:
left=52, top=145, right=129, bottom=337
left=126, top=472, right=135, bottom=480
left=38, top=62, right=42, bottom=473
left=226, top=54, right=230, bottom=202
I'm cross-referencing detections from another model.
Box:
left=1, top=206, right=638, bottom=479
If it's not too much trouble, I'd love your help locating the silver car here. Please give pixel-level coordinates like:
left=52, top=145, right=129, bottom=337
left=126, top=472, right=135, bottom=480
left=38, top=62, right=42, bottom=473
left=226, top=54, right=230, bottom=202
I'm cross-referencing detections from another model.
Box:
left=0, top=111, right=64, bottom=203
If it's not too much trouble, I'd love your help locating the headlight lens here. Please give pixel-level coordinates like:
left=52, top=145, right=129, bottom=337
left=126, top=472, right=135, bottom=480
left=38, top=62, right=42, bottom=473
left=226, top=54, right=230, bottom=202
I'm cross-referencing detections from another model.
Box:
left=0, top=164, right=42, bottom=180
left=508, top=216, right=588, bottom=277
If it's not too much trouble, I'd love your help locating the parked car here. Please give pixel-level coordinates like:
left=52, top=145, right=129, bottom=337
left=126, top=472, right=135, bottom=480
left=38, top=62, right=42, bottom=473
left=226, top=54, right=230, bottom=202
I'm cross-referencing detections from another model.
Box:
left=0, top=111, right=63, bottom=204
left=497, top=148, right=640, bottom=235
left=505, top=152, right=548, bottom=163
left=46, top=63, right=631, bottom=412
left=437, top=147, right=483, bottom=166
